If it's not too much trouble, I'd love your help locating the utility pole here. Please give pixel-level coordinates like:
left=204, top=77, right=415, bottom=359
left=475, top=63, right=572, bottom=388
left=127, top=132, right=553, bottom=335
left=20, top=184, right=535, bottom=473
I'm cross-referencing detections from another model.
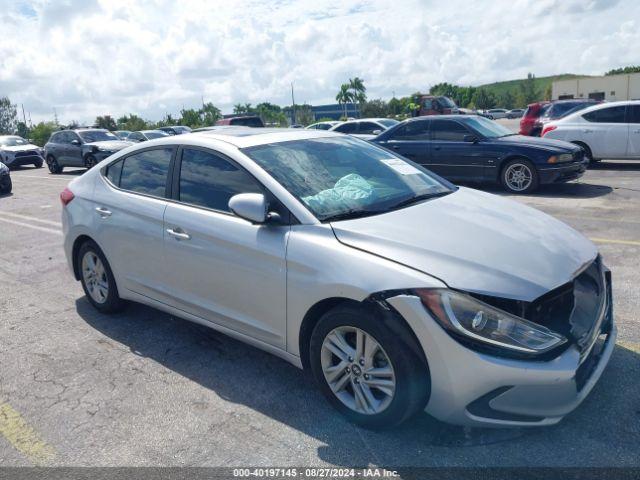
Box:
left=53, top=108, right=59, bottom=126
left=291, top=82, right=296, bottom=125
left=21, top=104, right=27, bottom=125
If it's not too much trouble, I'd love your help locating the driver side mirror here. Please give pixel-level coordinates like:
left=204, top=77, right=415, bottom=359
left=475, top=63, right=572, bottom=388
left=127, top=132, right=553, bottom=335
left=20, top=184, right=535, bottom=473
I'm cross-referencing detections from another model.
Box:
left=138, top=138, right=146, bottom=142
left=71, top=139, right=81, bottom=146
left=229, top=193, right=269, bottom=224
left=463, top=134, right=478, bottom=143
left=372, top=129, right=383, bottom=135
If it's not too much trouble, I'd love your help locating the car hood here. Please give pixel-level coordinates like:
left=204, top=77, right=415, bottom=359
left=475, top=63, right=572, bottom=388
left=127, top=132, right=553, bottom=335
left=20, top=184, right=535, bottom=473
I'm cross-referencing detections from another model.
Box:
left=85, top=140, right=133, bottom=150
left=493, top=134, right=579, bottom=153
left=330, top=187, right=597, bottom=302
left=1, top=144, right=40, bottom=152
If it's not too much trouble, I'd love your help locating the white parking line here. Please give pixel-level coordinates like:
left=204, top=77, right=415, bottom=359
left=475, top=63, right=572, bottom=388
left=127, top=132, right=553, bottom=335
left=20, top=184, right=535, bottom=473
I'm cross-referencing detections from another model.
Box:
left=11, top=174, right=73, bottom=181
left=0, top=216, right=62, bottom=236
left=0, top=211, right=61, bottom=227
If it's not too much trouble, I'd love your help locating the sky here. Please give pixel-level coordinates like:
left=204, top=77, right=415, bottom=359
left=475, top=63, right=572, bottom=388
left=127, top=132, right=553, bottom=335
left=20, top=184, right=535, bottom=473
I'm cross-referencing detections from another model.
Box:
left=0, top=0, right=638, bottom=124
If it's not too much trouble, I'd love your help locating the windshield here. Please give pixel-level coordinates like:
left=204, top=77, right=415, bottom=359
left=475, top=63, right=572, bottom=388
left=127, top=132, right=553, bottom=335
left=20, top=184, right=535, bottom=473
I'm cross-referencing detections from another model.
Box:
left=242, top=136, right=454, bottom=221
left=440, top=97, right=457, bottom=108
left=464, top=116, right=514, bottom=138
left=378, top=119, right=400, bottom=128
left=79, top=131, right=118, bottom=143
left=144, top=131, right=169, bottom=139
left=0, top=136, right=30, bottom=147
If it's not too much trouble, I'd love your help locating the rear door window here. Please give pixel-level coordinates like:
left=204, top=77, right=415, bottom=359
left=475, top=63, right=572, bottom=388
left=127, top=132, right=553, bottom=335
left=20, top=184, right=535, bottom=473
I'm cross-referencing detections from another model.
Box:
left=431, top=120, right=469, bottom=141
left=119, top=148, right=173, bottom=197
left=583, top=106, right=627, bottom=123
left=390, top=121, right=430, bottom=140
left=334, top=123, right=357, bottom=134
left=358, top=122, right=382, bottom=135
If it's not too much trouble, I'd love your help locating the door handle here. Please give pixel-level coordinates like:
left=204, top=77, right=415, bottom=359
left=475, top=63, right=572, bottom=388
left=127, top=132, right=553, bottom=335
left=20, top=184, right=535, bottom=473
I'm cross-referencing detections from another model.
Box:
left=583, top=129, right=593, bottom=133
left=433, top=146, right=441, bottom=151
left=166, top=227, right=191, bottom=241
left=95, top=207, right=112, bottom=217
left=633, top=129, right=640, bottom=134
left=391, top=145, right=401, bottom=150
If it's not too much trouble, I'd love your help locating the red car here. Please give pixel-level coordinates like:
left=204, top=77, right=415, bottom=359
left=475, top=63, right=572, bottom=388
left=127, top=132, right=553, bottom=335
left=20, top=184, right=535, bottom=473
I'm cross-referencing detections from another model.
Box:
left=519, top=101, right=550, bottom=136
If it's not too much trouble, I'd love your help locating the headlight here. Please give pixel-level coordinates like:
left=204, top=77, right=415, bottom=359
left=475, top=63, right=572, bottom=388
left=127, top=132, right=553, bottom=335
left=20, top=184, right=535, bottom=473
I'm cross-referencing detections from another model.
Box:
left=548, top=153, right=573, bottom=164
left=0, top=163, right=8, bottom=174
left=415, top=288, right=566, bottom=355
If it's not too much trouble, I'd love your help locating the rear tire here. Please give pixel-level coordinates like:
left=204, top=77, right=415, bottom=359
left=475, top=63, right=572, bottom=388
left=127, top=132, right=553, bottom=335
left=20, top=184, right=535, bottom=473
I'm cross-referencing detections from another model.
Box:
left=309, top=304, right=430, bottom=429
left=77, top=240, right=125, bottom=314
left=46, top=155, right=63, bottom=174
left=34, top=160, right=43, bottom=168
left=500, top=158, right=539, bottom=193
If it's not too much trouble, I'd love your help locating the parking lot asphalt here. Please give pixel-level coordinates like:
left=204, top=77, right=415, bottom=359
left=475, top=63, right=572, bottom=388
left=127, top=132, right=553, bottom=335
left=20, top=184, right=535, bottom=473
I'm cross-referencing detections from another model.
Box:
left=0, top=162, right=639, bottom=469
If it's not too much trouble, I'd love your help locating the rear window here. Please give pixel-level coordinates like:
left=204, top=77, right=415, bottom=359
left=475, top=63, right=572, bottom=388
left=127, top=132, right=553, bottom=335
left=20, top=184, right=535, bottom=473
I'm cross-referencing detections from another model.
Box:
left=230, top=117, right=264, bottom=128
left=118, top=148, right=173, bottom=197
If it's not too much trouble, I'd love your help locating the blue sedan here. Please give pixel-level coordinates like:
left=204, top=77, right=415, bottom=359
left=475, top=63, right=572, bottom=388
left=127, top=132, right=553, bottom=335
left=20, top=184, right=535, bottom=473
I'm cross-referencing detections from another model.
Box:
left=373, top=115, right=588, bottom=193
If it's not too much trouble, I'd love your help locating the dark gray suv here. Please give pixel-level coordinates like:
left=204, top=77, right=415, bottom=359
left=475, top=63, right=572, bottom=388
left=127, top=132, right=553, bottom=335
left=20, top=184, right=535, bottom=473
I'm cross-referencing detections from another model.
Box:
left=44, top=129, right=132, bottom=174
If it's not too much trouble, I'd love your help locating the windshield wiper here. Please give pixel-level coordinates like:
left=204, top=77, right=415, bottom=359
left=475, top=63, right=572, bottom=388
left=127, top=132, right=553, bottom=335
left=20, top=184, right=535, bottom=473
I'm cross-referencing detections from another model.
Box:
left=322, top=208, right=386, bottom=223
left=389, top=191, right=451, bottom=210
left=500, top=133, right=518, bottom=137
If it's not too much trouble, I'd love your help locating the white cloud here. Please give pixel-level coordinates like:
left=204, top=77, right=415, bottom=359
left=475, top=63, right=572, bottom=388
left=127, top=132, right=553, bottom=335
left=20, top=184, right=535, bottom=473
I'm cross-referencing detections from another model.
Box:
left=0, top=0, right=637, bottom=124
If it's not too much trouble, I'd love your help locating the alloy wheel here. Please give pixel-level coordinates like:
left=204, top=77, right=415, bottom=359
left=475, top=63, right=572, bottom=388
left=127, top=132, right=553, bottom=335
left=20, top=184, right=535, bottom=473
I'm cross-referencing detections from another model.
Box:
left=320, top=326, right=396, bottom=415
left=504, top=163, right=533, bottom=192
left=82, top=251, right=109, bottom=304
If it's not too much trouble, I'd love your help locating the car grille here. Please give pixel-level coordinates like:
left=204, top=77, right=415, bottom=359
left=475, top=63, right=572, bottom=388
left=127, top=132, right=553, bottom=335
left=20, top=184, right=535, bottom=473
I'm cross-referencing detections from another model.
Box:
left=15, top=150, right=40, bottom=158
left=527, top=256, right=609, bottom=356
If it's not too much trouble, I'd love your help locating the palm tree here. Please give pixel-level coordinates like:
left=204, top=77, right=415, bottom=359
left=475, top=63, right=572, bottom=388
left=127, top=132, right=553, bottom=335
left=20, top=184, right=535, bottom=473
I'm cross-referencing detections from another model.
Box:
left=349, top=77, right=366, bottom=116
left=335, top=83, right=353, bottom=119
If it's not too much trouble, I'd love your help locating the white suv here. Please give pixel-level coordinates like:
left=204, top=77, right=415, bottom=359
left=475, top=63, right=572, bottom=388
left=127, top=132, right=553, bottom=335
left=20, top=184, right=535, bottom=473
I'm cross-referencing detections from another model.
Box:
left=542, top=100, right=640, bottom=163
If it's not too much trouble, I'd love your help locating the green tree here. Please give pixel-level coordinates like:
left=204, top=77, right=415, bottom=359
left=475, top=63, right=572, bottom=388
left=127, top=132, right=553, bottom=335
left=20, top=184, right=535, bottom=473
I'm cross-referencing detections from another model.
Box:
left=295, top=104, right=315, bottom=126
left=255, top=102, right=287, bottom=126
left=471, top=88, right=497, bottom=109
left=605, top=65, right=640, bottom=76
left=95, top=115, right=117, bottom=130
left=200, top=102, right=222, bottom=126
left=336, top=83, right=353, bottom=119
left=116, top=114, right=148, bottom=131
left=348, top=77, right=367, bottom=116
left=387, top=97, right=403, bottom=116
left=543, top=83, right=553, bottom=101
left=0, top=97, right=17, bottom=134
left=499, top=90, right=515, bottom=109
left=29, top=121, right=57, bottom=147
left=519, top=73, right=538, bottom=106
left=179, top=108, right=202, bottom=128
left=16, top=121, right=30, bottom=139
left=361, top=99, right=388, bottom=118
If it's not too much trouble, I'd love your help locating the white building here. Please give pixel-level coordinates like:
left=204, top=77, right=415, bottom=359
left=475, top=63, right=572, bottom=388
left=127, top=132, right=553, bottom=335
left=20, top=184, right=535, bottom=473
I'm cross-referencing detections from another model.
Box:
left=552, top=73, right=640, bottom=101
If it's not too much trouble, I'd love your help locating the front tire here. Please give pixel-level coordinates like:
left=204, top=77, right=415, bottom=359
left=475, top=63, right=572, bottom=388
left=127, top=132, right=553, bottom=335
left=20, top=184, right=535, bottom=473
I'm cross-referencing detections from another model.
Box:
left=309, top=304, right=430, bottom=429
left=77, top=241, right=124, bottom=313
left=500, top=158, right=539, bottom=193
left=0, top=176, right=11, bottom=194
left=34, top=160, right=43, bottom=168
left=85, top=154, right=98, bottom=169
left=46, top=155, right=63, bottom=174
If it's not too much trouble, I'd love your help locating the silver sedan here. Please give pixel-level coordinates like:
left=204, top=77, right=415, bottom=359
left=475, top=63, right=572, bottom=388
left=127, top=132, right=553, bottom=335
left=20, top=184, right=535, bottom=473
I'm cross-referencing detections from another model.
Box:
left=61, top=128, right=614, bottom=429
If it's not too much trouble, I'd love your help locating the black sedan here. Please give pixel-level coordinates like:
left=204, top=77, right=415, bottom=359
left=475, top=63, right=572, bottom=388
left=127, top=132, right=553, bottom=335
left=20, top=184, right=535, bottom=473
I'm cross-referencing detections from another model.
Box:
left=373, top=115, right=587, bottom=193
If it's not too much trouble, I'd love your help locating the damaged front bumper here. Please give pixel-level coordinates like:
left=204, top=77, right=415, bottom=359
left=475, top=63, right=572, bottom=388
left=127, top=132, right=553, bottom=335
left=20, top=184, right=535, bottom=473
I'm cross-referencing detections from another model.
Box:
left=387, top=293, right=616, bottom=427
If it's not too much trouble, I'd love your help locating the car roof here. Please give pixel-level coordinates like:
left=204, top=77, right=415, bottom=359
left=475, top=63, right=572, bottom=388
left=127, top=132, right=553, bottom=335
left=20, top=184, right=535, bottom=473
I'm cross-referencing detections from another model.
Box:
left=181, top=128, right=340, bottom=148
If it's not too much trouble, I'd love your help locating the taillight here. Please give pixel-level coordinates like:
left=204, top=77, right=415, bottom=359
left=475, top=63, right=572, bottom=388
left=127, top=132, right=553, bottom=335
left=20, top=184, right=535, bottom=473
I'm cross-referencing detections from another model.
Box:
left=60, top=187, right=75, bottom=206
left=541, top=125, right=557, bottom=137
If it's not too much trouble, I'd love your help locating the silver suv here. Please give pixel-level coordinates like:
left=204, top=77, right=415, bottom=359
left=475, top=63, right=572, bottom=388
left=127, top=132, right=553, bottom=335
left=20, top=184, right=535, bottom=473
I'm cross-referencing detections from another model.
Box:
left=60, top=129, right=615, bottom=429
